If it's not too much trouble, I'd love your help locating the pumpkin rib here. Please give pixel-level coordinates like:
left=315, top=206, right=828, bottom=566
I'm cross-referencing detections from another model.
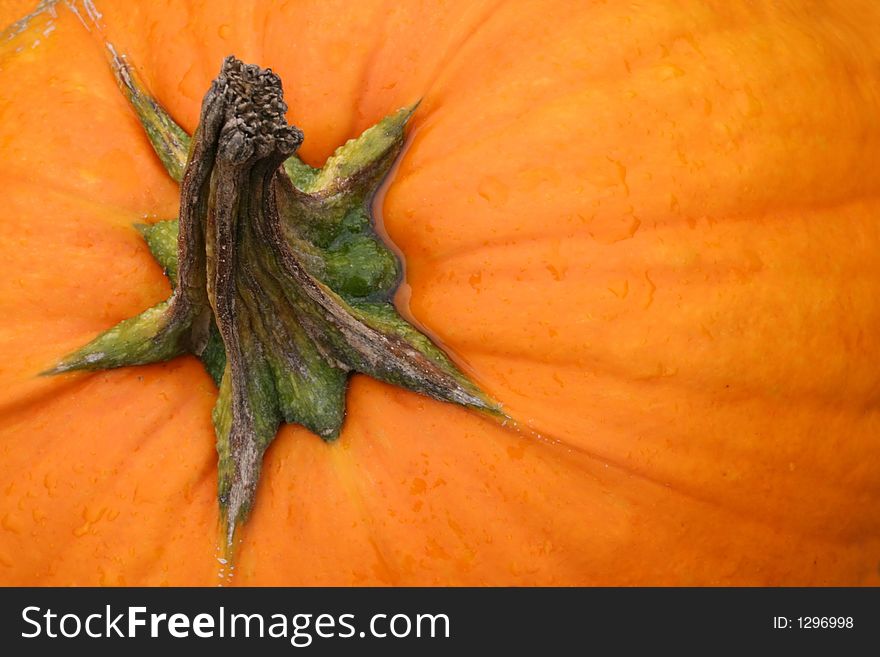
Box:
left=0, top=375, right=93, bottom=427
left=304, top=385, right=596, bottom=584
left=258, top=1, right=406, bottom=165
left=312, top=380, right=880, bottom=581
left=352, top=0, right=510, bottom=142
left=323, top=440, right=406, bottom=586
left=0, top=365, right=202, bottom=476
left=344, top=3, right=395, bottom=142
left=409, top=0, right=638, bottom=117
left=347, top=384, right=717, bottom=543
left=525, top=427, right=879, bottom=551
left=388, top=2, right=731, bottom=169
left=391, top=139, right=880, bottom=262
left=469, top=346, right=880, bottom=415
left=383, top=1, right=880, bottom=270
left=239, top=415, right=419, bottom=586
left=395, top=0, right=507, bottom=111
left=397, top=91, right=880, bottom=210
left=0, top=360, right=219, bottom=586
left=0, top=175, right=164, bottom=226
left=393, top=21, right=714, bottom=174
left=515, top=398, right=880, bottom=542
left=0, top=12, right=180, bottom=217
left=401, top=198, right=880, bottom=399
left=386, top=196, right=880, bottom=280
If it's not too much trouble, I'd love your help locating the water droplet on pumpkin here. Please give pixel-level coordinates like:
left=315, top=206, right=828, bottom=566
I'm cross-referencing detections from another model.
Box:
left=739, top=85, right=763, bottom=118
left=703, top=97, right=713, bottom=116
left=588, top=212, right=641, bottom=244
left=177, top=64, right=203, bottom=102
left=606, top=157, right=629, bottom=197
left=643, top=271, right=657, bottom=309
left=477, top=176, right=509, bottom=209
left=516, top=166, right=561, bottom=191
left=545, top=264, right=565, bottom=281
left=657, top=64, right=685, bottom=80
left=218, top=24, right=232, bottom=39
left=83, top=505, right=106, bottom=524
left=608, top=280, right=629, bottom=299
left=1, top=513, right=23, bottom=535
left=42, top=472, right=58, bottom=497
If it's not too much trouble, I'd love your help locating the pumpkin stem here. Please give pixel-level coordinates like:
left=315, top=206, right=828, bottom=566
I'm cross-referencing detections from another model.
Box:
left=107, top=43, right=189, bottom=183
left=47, top=53, right=505, bottom=553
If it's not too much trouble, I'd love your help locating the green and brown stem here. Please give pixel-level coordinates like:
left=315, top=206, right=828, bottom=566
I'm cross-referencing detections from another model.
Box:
left=47, top=55, right=503, bottom=548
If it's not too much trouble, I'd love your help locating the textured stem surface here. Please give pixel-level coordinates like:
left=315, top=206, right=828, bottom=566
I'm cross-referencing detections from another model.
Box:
left=49, top=54, right=504, bottom=550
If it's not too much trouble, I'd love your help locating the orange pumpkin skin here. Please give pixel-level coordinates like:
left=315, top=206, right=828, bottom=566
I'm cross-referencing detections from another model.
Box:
left=1, top=0, right=880, bottom=586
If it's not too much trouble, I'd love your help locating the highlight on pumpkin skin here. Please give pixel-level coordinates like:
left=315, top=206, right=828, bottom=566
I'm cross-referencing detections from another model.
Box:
left=44, top=49, right=507, bottom=554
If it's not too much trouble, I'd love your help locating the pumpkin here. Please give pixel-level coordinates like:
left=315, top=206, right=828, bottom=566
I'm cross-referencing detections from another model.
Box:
left=1, top=0, right=879, bottom=586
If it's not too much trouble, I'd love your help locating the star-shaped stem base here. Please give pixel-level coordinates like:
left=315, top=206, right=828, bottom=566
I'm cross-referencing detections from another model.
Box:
left=46, top=53, right=503, bottom=550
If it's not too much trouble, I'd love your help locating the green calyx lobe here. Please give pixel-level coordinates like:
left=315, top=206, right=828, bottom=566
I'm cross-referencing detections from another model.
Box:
left=47, top=54, right=502, bottom=547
